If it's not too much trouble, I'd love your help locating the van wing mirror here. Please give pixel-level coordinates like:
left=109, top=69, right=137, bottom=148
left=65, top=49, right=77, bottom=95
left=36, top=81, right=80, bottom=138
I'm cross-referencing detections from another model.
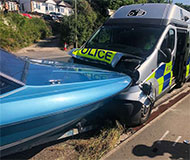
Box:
left=158, top=48, right=172, bottom=63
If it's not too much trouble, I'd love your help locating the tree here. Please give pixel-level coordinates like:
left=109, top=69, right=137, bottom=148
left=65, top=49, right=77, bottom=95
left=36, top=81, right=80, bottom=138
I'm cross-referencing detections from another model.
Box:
left=89, top=0, right=142, bottom=28
left=60, top=0, right=97, bottom=47
left=106, top=0, right=135, bottom=10
left=135, top=0, right=148, bottom=3
left=90, top=0, right=135, bottom=11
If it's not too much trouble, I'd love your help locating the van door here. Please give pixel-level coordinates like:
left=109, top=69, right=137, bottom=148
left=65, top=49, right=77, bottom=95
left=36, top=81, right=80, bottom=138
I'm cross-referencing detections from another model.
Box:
left=156, top=28, right=176, bottom=96
left=186, top=32, right=190, bottom=79
left=173, top=29, right=189, bottom=85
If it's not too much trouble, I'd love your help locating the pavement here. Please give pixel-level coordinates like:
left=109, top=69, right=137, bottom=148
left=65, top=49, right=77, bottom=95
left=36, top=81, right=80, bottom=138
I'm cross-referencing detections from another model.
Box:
left=102, top=90, right=190, bottom=160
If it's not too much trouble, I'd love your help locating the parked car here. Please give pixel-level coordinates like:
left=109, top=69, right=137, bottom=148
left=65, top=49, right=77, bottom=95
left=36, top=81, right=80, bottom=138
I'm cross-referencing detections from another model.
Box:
left=49, top=12, right=63, bottom=20
left=22, top=13, right=32, bottom=19
left=55, top=13, right=63, bottom=18
left=43, top=14, right=58, bottom=21
left=49, top=12, right=57, bottom=17
left=43, top=14, right=53, bottom=21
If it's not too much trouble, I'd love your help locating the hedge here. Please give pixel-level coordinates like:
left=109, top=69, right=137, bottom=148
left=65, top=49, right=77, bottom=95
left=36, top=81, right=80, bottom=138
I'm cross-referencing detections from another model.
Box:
left=0, top=12, right=52, bottom=51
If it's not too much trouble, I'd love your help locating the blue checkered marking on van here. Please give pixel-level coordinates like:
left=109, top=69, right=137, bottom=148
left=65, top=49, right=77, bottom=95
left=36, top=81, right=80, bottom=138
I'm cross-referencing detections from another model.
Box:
left=155, top=64, right=166, bottom=79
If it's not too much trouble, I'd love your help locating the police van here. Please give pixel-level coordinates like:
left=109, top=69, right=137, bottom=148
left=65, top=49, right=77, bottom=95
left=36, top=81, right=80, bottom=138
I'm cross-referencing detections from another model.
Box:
left=69, top=3, right=190, bottom=126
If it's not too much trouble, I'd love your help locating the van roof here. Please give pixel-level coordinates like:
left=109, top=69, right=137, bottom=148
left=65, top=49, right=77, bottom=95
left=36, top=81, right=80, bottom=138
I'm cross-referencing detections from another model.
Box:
left=105, top=3, right=190, bottom=27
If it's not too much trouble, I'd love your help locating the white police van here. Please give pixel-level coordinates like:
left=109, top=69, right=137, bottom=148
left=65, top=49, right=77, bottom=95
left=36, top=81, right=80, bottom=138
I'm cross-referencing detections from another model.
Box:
left=69, top=3, right=190, bottom=126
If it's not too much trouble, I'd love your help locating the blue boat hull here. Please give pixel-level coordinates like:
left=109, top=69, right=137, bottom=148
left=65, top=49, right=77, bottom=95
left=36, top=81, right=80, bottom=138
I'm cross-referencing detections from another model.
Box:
left=1, top=76, right=131, bottom=157
left=0, top=99, right=106, bottom=157
left=0, top=50, right=132, bottom=156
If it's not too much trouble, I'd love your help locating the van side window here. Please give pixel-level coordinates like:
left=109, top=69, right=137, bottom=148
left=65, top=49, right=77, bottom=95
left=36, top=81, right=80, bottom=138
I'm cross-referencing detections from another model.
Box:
left=161, top=29, right=175, bottom=52
left=158, top=29, right=175, bottom=64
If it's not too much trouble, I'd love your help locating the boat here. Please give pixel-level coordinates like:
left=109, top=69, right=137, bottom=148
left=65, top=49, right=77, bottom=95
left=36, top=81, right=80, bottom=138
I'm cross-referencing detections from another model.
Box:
left=0, top=49, right=132, bottom=156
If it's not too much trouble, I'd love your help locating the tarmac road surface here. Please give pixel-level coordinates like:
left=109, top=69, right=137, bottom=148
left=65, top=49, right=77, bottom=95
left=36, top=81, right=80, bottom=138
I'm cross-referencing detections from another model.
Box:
left=14, top=36, right=70, bottom=60
left=102, top=90, right=190, bottom=160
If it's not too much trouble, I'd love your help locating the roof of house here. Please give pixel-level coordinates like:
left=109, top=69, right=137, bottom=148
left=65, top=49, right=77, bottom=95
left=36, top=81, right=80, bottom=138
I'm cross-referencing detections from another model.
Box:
left=54, top=0, right=72, bottom=8
left=31, top=0, right=72, bottom=8
left=3, top=0, right=20, bottom=3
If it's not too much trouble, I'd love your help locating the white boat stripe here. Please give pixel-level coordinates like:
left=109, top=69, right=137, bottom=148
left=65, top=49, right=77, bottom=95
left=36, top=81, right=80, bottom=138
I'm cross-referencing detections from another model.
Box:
left=0, top=72, right=25, bottom=86
left=0, top=87, right=26, bottom=98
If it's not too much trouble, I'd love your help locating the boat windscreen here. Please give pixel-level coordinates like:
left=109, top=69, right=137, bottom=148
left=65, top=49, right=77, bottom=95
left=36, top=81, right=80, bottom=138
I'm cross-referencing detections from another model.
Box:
left=0, top=49, right=26, bottom=83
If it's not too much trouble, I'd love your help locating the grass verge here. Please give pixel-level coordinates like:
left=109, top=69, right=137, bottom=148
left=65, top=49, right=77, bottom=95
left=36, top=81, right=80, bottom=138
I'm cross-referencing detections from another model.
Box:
left=0, top=12, right=52, bottom=51
left=28, top=120, right=125, bottom=160
left=61, top=121, right=124, bottom=160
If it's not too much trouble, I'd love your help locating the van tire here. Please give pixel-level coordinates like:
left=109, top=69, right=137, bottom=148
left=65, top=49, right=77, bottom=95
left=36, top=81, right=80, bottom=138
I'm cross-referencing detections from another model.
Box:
left=116, top=101, right=152, bottom=127
left=128, top=103, right=152, bottom=126
left=176, top=59, right=187, bottom=88
left=176, top=72, right=186, bottom=88
left=176, top=80, right=184, bottom=88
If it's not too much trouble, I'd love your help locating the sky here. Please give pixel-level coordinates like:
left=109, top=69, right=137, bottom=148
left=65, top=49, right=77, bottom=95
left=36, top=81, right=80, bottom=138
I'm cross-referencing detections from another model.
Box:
left=172, top=0, right=190, bottom=5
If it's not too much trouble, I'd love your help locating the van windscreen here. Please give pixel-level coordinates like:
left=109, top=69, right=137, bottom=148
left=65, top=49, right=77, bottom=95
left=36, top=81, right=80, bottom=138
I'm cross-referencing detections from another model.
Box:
left=85, top=25, right=163, bottom=58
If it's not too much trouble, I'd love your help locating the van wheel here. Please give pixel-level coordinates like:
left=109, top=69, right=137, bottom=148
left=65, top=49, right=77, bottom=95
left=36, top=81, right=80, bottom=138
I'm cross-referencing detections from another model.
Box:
left=176, top=74, right=186, bottom=88
left=176, top=61, right=187, bottom=88
left=176, top=80, right=184, bottom=88
left=129, top=104, right=152, bottom=126
left=117, top=102, right=152, bottom=127
left=140, top=104, right=152, bottom=124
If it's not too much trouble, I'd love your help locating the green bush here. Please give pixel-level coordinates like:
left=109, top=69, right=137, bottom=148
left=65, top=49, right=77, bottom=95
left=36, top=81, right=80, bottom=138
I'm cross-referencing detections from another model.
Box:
left=0, top=13, right=52, bottom=51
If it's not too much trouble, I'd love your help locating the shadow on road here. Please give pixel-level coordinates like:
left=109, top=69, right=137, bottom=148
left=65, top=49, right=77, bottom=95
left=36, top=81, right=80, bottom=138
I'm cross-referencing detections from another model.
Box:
left=132, top=140, right=190, bottom=160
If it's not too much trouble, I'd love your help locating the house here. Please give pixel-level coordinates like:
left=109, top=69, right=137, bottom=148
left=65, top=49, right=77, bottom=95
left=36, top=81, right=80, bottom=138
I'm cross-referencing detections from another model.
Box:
left=0, top=1, right=3, bottom=10
left=54, top=0, right=73, bottom=16
left=0, top=0, right=19, bottom=12
left=19, top=0, right=73, bottom=15
left=7, top=0, right=19, bottom=11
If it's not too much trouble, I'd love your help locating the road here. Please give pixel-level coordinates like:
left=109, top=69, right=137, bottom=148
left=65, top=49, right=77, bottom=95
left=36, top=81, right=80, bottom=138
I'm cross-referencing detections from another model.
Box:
left=102, top=89, right=190, bottom=160
left=14, top=36, right=70, bottom=60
